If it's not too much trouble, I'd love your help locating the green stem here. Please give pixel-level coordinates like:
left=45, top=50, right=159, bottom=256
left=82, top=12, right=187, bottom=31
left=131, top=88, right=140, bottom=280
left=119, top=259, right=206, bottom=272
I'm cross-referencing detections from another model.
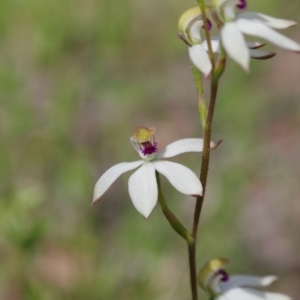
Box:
left=188, top=53, right=226, bottom=299
left=188, top=77, right=219, bottom=300
left=193, top=76, right=219, bottom=235
left=156, top=172, right=194, bottom=245
left=188, top=241, right=198, bottom=300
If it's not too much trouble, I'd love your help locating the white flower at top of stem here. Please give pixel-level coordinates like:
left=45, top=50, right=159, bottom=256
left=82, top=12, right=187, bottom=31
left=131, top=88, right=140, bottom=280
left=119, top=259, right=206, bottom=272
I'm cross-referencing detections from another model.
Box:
left=178, top=6, right=214, bottom=77
left=213, top=0, right=300, bottom=71
left=198, top=258, right=291, bottom=300
left=93, top=126, right=215, bottom=219
left=178, top=6, right=276, bottom=77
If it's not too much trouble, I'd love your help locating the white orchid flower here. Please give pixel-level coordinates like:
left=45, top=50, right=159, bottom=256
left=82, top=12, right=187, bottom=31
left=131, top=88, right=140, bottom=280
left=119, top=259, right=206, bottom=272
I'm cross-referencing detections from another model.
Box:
left=198, top=258, right=291, bottom=300
left=213, top=0, right=300, bottom=70
left=93, top=126, right=211, bottom=219
left=178, top=6, right=214, bottom=77
left=178, top=6, right=275, bottom=76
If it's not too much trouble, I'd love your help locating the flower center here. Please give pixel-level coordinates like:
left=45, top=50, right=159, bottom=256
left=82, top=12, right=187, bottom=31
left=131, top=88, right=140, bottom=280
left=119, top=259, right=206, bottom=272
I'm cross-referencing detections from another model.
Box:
left=178, top=6, right=212, bottom=45
left=216, top=269, right=229, bottom=282
left=140, top=141, right=158, bottom=156
left=236, top=0, right=247, bottom=10
left=130, top=126, right=158, bottom=158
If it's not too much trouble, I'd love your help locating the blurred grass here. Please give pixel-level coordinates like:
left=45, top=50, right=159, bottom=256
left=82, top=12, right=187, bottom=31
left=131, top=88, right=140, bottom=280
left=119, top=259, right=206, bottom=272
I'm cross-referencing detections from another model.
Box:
left=0, top=0, right=300, bottom=299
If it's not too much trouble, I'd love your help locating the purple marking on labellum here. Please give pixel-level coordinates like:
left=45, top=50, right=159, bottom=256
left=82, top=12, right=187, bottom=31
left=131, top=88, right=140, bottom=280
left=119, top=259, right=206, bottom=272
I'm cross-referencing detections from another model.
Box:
left=217, top=269, right=229, bottom=282
left=236, top=0, right=247, bottom=9
left=141, top=141, right=158, bottom=156
left=202, top=18, right=213, bottom=31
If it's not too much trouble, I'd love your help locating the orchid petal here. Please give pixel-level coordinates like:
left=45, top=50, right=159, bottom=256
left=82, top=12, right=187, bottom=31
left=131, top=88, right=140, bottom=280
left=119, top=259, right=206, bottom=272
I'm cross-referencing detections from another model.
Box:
left=238, top=12, right=297, bottom=29
left=202, top=39, right=266, bottom=53
left=221, top=22, right=249, bottom=71
left=130, top=139, right=141, bottom=155
left=236, top=19, right=300, bottom=52
left=190, top=20, right=204, bottom=42
left=153, top=161, right=202, bottom=196
left=217, top=287, right=291, bottom=300
left=201, top=39, right=220, bottom=53
left=249, top=49, right=276, bottom=59
left=220, top=275, right=278, bottom=292
left=93, top=161, right=143, bottom=204
left=178, top=6, right=211, bottom=43
left=222, top=0, right=237, bottom=20
left=214, top=0, right=229, bottom=8
left=245, top=41, right=265, bottom=49
left=128, top=162, right=157, bottom=218
left=189, top=45, right=212, bottom=77
left=156, top=138, right=206, bottom=159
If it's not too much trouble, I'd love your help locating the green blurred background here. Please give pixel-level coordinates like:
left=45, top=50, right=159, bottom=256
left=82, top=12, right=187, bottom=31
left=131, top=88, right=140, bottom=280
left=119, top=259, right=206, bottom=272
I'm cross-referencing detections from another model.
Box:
left=0, top=0, right=299, bottom=299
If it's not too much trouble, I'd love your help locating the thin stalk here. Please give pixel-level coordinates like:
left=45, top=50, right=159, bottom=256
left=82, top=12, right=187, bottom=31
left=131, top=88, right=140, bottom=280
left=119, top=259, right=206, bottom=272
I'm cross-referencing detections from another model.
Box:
left=156, top=172, right=194, bottom=245
left=188, top=77, right=219, bottom=300
left=193, top=54, right=226, bottom=233
left=193, top=76, right=219, bottom=235
left=188, top=241, right=199, bottom=300
left=187, top=15, right=227, bottom=291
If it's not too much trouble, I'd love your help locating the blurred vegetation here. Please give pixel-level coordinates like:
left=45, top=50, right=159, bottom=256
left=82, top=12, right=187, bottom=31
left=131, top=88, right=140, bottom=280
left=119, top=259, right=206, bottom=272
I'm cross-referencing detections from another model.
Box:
left=0, top=0, right=300, bottom=299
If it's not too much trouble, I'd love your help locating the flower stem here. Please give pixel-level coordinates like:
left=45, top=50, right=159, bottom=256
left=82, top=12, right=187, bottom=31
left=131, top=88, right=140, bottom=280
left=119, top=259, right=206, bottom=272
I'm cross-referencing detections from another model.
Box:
left=188, top=77, right=219, bottom=300
left=156, top=172, right=194, bottom=245
left=188, top=52, right=225, bottom=298
left=188, top=242, right=199, bottom=300
left=194, top=76, right=219, bottom=234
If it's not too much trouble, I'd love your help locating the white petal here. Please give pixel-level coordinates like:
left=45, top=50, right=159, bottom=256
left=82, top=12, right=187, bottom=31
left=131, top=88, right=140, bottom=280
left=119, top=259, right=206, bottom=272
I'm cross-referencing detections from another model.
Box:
left=217, top=287, right=291, bottom=300
left=215, top=0, right=229, bottom=8
left=249, top=49, right=275, bottom=59
left=156, top=138, right=206, bottom=159
left=221, top=22, right=250, bottom=71
left=245, top=41, right=265, bottom=49
left=204, top=39, right=265, bottom=52
left=188, top=45, right=212, bottom=77
left=222, top=0, right=237, bottom=20
left=190, top=20, right=204, bottom=42
left=238, top=12, right=297, bottom=29
left=128, top=162, right=157, bottom=218
left=220, top=275, right=278, bottom=292
left=153, top=161, right=202, bottom=196
left=201, top=39, right=220, bottom=53
left=236, top=19, right=300, bottom=52
left=93, top=161, right=143, bottom=204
